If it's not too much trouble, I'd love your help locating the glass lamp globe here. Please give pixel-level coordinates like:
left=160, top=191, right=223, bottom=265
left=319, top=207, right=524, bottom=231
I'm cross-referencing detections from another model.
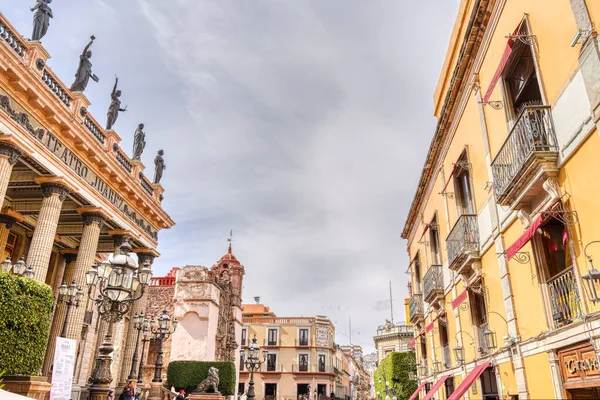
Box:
left=13, top=256, right=26, bottom=276
left=1, top=256, right=11, bottom=273
left=59, top=281, right=68, bottom=297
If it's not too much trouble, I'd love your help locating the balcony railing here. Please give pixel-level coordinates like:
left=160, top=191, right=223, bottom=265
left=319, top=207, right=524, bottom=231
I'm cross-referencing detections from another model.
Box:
left=477, top=322, right=489, bottom=354
left=491, top=106, right=558, bottom=202
left=442, top=345, right=451, bottom=369
left=548, top=267, right=582, bottom=327
left=42, top=69, right=72, bottom=107
left=0, top=17, right=26, bottom=58
left=423, top=265, right=444, bottom=303
left=409, top=294, right=423, bottom=323
left=446, top=214, right=479, bottom=271
left=292, top=364, right=333, bottom=373
left=116, top=149, right=132, bottom=173
left=297, top=338, right=309, bottom=346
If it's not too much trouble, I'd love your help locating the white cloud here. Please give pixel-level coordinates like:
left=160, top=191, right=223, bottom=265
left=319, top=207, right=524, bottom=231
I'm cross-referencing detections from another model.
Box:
left=3, top=0, right=459, bottom=351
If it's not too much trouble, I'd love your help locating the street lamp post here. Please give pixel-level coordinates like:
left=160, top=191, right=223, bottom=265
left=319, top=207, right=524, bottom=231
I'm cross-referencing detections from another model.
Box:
left=240, top=335, right=268, bottom=400
left=58, top=279, right=83, bottom=338
left=1, top=255, right=34, bottom=278
left=128, top=312, right=149, bottom=380
left=137, top=325, right=151, bottom=384
left=85, top=240, right=152, bottom=400
left=151, top=309, right=177, bottom=383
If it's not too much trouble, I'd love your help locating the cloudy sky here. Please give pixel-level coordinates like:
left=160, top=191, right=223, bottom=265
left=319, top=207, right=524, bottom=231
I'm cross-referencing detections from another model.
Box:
left=3, top=0, right=459, bottom=351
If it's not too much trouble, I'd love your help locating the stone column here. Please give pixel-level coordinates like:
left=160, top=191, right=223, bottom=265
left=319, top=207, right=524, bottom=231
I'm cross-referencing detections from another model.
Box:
left=42, top=252, right=78, bottom=375
left=0, top=142, right=22, bottom=208
left=65, top=210, right=107, bottom=341
left=29, top=178, right=70, bottom=282
left=118, top=251, right=157, bottom=388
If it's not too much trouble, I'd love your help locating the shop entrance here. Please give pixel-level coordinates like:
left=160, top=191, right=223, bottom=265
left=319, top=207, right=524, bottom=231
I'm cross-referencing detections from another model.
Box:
left=566, top=388, right=600, bottom=399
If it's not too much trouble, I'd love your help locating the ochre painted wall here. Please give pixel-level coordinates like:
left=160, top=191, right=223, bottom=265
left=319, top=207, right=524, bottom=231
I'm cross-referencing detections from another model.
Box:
left=522, top=352, right=555, bottom=400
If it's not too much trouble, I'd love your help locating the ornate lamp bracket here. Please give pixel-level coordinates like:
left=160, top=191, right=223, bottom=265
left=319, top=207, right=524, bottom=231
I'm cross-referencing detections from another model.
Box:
left=478, top=100, right=503, bottom=110
left=497, top=251, right=531, bottom=264
left=506, top=34, right=537, bottom=46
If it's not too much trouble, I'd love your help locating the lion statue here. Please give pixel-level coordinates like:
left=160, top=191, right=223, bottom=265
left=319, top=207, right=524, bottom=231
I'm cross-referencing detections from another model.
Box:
left=195, top=367, right=220, bottom=394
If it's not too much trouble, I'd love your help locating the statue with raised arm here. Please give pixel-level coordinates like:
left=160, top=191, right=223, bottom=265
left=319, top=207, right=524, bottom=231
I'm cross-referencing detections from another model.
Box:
left=132, top=123, right=146, bottom=161
left=153, top=150, right=166, bottom=184
left=30, top=0, right=53, bottom=41
left=70, top=36, right=99, bottom=92
left=106, top=77, right=127, bottom=130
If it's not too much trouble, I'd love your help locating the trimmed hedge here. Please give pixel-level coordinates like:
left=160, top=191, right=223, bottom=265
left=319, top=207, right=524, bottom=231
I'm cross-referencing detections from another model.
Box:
left=0, top=272, right=53, bottom=376
left=167, top=361, right=236, bottom=395
left=373, top=352, right=417, bottom=400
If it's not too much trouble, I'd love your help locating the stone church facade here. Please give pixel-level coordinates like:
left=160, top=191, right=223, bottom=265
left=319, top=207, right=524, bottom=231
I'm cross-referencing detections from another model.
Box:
left=143, top=245, right=245, bottom=383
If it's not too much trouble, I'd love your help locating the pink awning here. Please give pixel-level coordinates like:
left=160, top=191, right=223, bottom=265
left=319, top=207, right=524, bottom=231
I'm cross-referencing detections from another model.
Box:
left=423, top=375, right=450, bottom=400
left=448, top=362, right=491, bottom=400
left=425, top=321, right=434, bottom=333
left=505, top=215, right=543, bottom=259
left=408, top=381, right=427, bottom=400
left=452, top=289, right=468, bottom=310
left=409, top=339, right=416, bottom=348
left=482, top=24, right=521, bottom=103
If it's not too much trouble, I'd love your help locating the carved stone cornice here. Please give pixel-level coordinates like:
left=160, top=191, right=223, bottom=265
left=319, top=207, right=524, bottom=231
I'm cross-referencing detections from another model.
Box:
left=0, top=213, right=17, bottom=229
left=0, top=142, right=23, bottom=165
left=40, top=182, right=70, bottom=201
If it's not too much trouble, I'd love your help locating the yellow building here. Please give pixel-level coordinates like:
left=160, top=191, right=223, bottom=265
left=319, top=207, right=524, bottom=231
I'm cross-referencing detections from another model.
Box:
left=402, top=1, right=600, bottom=399
left=373, top=321, right=413, bottom=363
left=241, top=304, right=342, bottom=400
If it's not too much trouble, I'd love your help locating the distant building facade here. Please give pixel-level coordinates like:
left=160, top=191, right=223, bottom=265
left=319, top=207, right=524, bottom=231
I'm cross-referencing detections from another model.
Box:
left=242, top=305, right=368, bottom=400
left=373, top=321, right=413, bottom=363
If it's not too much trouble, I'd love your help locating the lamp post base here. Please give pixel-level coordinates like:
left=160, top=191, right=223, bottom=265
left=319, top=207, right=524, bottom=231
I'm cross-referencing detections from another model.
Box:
left=88, top=383, right=111, bottom=400
left=148, top=381, right=163, bottom=400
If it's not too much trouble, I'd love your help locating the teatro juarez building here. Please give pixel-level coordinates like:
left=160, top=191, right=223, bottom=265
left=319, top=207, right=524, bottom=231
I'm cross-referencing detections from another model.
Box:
left=0, top=9, right=174, bottom=399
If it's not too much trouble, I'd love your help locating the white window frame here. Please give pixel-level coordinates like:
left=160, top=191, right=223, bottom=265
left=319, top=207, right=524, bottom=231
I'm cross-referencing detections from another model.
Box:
left=298, top=326, right=310, bottom=346
left=298, top=352, right=310, bottom=372
left=241, top=328, right=248, bottom=346
left=267, top=327, right=279, bottom=346
left=265, top=350, right=278, bottom=372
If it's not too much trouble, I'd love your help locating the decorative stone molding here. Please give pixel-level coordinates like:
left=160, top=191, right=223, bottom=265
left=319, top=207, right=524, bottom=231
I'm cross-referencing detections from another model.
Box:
left=543, top=176, right=561, bottom=200
left=40, top=182, right=70, bottom=201
left=517, top=209, right=532, bottom=227
left=0, top=142, right=22, bottom=165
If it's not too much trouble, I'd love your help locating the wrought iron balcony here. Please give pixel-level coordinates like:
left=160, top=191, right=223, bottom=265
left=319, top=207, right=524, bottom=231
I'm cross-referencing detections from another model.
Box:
left=491, top=105, right=559, bottom=206
left=442, top=345, right=452, bottom=369
left=423, top=265, right=444, bottom=303
left=446, top=214, right=480, bottom=273
left=409, top=294, right=424, bottom=323
left=548, top=267, right=582, bottom=328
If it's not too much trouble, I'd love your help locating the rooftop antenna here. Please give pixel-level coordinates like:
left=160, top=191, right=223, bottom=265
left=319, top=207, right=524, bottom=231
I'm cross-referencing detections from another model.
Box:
left=227, top=229, right=234, bottom=253
left=389, top=281, right=394, bottom=324
left=349, top=316, right=352, bottom=346
left=253, top=296, right=260, bottom=304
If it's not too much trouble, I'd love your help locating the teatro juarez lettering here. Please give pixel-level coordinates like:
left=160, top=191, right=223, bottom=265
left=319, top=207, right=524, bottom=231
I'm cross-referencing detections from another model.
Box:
left=0, top=91, right=158, bottom=240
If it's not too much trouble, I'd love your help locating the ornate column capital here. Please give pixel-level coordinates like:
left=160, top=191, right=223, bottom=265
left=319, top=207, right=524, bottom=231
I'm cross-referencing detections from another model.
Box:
left=133, top=248, right=159, bottom=267
left=40, top=183, right=70, bottom=201
left=0, top=213, right=17, bottom=229
left=62, top=252, right=78, bottom=264
left=0, top=142, right=23, bottom=165
left=78, top=207, right=109, bottom=229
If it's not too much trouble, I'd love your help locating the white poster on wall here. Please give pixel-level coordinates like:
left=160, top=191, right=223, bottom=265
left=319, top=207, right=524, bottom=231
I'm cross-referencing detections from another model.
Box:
left=50, top=337, right=77, bottom=400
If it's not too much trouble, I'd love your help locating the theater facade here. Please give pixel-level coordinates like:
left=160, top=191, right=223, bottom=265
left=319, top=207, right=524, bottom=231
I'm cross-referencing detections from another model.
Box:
left=0, top=10, right=174, bottom=398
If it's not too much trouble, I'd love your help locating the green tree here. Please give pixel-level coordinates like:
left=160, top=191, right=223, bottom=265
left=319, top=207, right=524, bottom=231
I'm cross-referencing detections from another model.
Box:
left=373, top=352, right=417, bottom=400
left=0, top=272, right=53, bottom=376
